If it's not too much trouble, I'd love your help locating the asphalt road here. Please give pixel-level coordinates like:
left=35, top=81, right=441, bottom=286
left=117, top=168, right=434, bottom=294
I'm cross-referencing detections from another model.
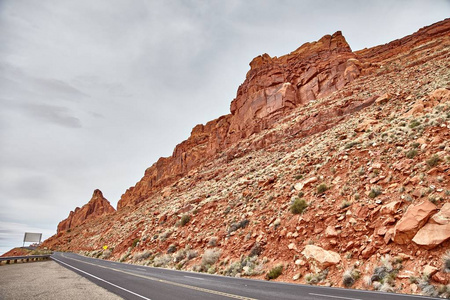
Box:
left=52, top=252, right=436, bottom=300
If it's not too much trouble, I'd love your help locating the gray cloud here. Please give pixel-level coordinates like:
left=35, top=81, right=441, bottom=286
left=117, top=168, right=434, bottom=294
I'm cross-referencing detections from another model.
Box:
left=22, top=103, right=82, bottom=128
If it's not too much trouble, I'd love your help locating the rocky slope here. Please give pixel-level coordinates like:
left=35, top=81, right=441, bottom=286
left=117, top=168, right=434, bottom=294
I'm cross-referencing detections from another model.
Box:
left=43, top=19, right=450, bottom=297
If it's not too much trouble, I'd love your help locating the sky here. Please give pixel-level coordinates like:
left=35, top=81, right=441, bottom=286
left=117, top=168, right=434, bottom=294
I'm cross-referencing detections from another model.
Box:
left=0, top=0, right=449, bottom=255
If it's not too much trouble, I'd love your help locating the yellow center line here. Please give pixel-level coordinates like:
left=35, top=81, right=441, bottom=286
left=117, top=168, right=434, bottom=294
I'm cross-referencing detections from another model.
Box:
left=60, top=253, right=257, bottom=300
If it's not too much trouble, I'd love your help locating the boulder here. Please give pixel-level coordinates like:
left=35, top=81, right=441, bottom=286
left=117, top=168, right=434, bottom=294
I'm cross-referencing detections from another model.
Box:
left=429, top=203, right=450, bottom=225
left=412, top=223, right=450, bottom=249
left=380, top=200, right=402, bottom=215
left=393, top=201, right=438, bottom=244
left=302, top=245, right=341, bottom=268
left=294, top=177, right=318, bottom=191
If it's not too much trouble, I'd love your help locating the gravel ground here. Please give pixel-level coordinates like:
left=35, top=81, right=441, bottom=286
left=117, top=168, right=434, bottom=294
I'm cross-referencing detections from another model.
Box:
left=0, top=260, right=123, bottom=300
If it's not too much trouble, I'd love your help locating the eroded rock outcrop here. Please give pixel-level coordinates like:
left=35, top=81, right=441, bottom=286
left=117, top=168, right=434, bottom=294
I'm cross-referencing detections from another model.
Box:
left=57, top=189, right=115, bottom=233
left=117, top=32, right=360, bottom=209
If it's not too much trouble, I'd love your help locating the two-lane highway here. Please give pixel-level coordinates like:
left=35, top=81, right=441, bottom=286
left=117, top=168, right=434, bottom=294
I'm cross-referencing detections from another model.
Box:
left=52, top=252, right=437, bottom=300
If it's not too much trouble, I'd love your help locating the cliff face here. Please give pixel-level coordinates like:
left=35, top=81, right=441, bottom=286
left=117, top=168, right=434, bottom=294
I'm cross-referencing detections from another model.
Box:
left=117, top=31, right=361, bottom=209
left=57, top=189, right=115, bottom=233
left=44, top=19, right=450, bottom=295
left=117, top=20, right=450, bottom=210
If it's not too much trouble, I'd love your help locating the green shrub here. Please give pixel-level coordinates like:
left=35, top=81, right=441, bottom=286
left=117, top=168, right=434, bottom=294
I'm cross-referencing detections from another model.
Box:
left=306, top=269, right=329, bottom=285
left=409, top=119, right=420, bottom=128
left=180, top=214, right=191, bottom=226
left=369, top=186, right=382, bottom=198
left=290, top=198, right=308, bottom=214
left=344, top=141, right=359, bottom=149
left=266, top=265, right=283, bottom=280
left=340, top=200, right=352, bottom=209
left=426, top=155, right=441, bottom=168
left=132, top=238, right=140, bottom=248
left=406, top=149, right=418, bottom=159
left=316, top=183, right=329, bottom=194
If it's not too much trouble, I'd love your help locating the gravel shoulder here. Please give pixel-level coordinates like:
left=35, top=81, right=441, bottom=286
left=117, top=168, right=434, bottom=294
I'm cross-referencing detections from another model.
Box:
left=0, top=260, right=123, bottom=300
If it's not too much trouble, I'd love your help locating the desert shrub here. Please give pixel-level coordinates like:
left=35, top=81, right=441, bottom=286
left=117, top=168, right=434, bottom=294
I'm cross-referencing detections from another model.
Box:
left=119, top=252, right=130, bottom=262
left=167, top=244, right=177, bottom=254
left=186, top=249, right=198, bottom=260
left=406, top=149, right=418, bottom=159
left=316, top=183, right=329, bottom=194
left=343, top=268, right=361, bottom=287
left=132, top=238, right=140, bottom=248
left=426, top=155, right=441, bottom=168
left=369, top=186, right=382, bottom=199
left=409, top=119, right=421, bottom=128
left=224, top=261, right=243, bottom=277
left=180, top=214, right=191, bottom=226
left=344, top=141, right=359, bottom=149
left=305, top=269, right=329, bottom=285
left=371, top=255, right=401, bottom=290
left=101, top=249, right=112, bottom=259
left=249, top=242, right=262, bottom=257
left=290, top=198, right=308, bottom=214
left=133, top=250, right=151, bottom=261
left=266, top=265, right=283, bottom=280
left=443, top=251, right=450, bottom=273
left=340, top=200, right=352, bottom=209
left=228, top=219, right=250, bottom=233
left=208, top=237, right=218, bottom=247
left=173, top=249, right=186, bottom=263
left=153, top=254, right=172, bottom=268
left=202, top=249, right=221, bottom=267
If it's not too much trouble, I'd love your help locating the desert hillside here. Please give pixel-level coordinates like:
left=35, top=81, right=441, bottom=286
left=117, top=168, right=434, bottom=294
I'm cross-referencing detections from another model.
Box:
left=42, top=19, right=450, bottom=297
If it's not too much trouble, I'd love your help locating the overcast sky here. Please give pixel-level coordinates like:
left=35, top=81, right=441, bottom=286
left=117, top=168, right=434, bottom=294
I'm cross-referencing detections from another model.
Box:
left=0, top=0, right=448, bottom=255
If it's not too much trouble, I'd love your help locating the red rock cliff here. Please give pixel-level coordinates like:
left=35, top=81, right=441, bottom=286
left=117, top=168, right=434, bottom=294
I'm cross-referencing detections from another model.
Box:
left=57, top=189, right=116, bottom=232
left=117, top=31, right=361, bottom=209
left=118, top=19, right=450, bottom=210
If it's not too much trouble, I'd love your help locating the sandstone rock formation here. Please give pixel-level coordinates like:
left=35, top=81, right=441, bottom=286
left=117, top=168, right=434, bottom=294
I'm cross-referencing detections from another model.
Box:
left=117, top=32, right=360, bottom=209
left=57, top=189, right=115, bottom=233
left=393, top=201, right=438, bottom=244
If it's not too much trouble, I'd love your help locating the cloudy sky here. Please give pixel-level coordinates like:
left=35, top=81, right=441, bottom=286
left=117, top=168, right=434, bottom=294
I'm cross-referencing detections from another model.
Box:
left=0, top=0, right=448, bottom=255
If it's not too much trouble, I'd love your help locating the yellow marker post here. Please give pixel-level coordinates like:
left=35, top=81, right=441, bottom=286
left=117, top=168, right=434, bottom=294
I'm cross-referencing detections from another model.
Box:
left=103, top=245, right=108, bottom=250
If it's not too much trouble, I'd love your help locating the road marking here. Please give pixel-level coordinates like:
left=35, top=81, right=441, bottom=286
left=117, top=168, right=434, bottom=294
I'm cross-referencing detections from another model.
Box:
left=52, top=257, right=152, bottom=300
left=309, top=293, right=361, bottom=300
left=58, top=254, right=257, bottom=300
left=184, top=276, right=205, bottom=280
left=137, top=268, right=146, bottom=271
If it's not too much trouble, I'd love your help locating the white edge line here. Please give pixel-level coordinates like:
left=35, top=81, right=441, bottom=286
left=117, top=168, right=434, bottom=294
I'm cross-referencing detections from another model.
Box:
left=309, top=293, right=361, bottom=300
left=52, top=257, right=152, bottom=300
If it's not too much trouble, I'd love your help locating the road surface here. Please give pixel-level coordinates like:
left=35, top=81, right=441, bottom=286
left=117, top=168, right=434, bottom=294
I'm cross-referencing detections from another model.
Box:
left=52, top=252, right=436, bottom=300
